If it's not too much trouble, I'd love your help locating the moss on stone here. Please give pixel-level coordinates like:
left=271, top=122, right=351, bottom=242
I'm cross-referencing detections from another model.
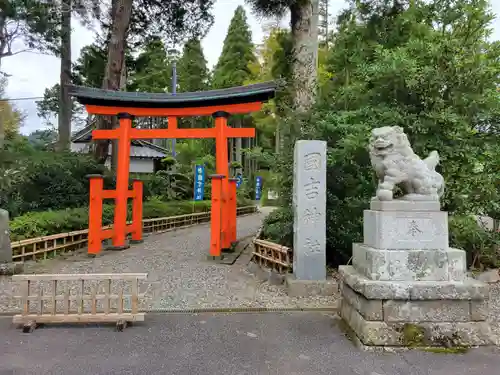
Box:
left=421, top=347, right=469, bottom=354
left=400, top=324, right=470, bottom=353
left=402, top=323, right=426, bottom=346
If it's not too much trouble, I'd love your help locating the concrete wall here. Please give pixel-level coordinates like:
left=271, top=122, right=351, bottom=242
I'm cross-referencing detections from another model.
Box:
left=130, top=159, right=155, bottom=174
left=70, top=142, right=92, bottom=153
left=103, top=157, right=154, bottom=174
left=71, top=142, right=155, bottom=174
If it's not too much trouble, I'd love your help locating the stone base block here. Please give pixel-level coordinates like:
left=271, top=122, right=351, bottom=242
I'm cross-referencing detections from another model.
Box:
left=363, top=209, right=448, bottom=249
left=352, top=244, right=466, bottom=281
left=105, top=240, right=130, bottom=251
left=340, top=296, right=496, bottom=347
left=338, top=266, right=496, bottom=347
left=129, top=239, right=144, bottom=244
left=370, top=198, right=441, bottom=212
left=207, top=255, right=224, bottom=261
left=340, top=265, right=488, bottom=300
left=0, top=262, right=24, bottom=276
left=285, top=275, right=338, bottom=297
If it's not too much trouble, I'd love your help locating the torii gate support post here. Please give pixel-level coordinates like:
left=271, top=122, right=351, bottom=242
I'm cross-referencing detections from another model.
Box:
left=213, top=111, right=232, bottom=251
left=228, top=178, right=238, bottom=245
left=130, top=179, right=143, bottom=243
left=87, top=174, right=104, bottom=255
left=209, top=174, right=224, bottom=258
left=86, top=173, right=143, bottom=255
left=110, top=112, right=134, bottom=250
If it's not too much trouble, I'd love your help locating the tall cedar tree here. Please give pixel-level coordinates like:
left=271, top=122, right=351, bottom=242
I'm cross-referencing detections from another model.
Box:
left=177, top=38, right=209, bottom=92
left=129, top=37, right=172, bottom=93
left=212, top=6, right=256, bottom=89
left=212, top=5, right=257, bottom=174
left=177, top=37, right=210, bottom=130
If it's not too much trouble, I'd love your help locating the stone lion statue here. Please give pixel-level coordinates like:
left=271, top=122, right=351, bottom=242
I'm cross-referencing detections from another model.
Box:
left=368, top=126, right=445, bottom=201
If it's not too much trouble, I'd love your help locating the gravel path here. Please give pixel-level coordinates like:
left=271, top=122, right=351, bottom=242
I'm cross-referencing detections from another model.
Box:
left=0, top=208, right=339, bottom=313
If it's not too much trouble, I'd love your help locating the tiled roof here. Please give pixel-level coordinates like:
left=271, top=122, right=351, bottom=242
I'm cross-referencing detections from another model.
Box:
left=130, top=144, right=166, bottom=158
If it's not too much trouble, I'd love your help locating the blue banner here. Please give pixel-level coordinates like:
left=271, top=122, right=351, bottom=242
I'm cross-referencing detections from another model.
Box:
left=236, top=174, right=243, bottom=189
left=194, top=165, right=205, bottom=201
left=255, top=176, right=262, bottom=201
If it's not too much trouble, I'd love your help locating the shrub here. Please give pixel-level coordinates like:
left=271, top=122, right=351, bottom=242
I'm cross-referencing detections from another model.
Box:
left=1, top=151, right=106, bottom=217
left=449, top=215, right=500, bottom=270
left=142, top=197, right=211, bottom=218
left=261, top=206, right=293, bottom=248
left=9, top=198, right=253, bottom=241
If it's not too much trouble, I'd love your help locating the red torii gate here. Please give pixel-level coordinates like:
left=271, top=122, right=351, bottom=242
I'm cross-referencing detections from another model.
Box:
left=69, top=82, right=277, bottom=258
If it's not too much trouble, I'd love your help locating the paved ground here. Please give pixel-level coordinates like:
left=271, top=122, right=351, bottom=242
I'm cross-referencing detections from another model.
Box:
left=1, top=312, right=500, bottom=375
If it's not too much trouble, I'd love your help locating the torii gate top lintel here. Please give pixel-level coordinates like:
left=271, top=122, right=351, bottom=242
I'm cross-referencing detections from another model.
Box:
left=68, top=81, right=277, bottom=117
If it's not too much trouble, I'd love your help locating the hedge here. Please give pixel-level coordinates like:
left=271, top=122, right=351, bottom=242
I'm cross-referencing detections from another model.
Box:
left=10, top=197, right=253, bottom=241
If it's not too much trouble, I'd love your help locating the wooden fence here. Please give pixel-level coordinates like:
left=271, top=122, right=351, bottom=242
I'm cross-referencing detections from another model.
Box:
left=11, top=206, right=258, bottom=263
left=12, top=273, right=147, bottom=331
left=252, top=238, right=292, bottom=274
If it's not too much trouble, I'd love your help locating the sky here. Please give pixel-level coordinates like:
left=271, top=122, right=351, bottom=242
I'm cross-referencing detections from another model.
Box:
left=3, top=0, right=500, bottom=135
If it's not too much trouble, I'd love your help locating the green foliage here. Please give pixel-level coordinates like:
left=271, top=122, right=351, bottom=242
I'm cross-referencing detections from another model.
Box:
left=449, top=215, right=500, bottom=269
left=261, top=206, right=294, bottom=247
left=212, top=5, right=256, bottom=89
left=128, top=0, right=215, bottom=49
left=0, top=0, right=60, bottom=62
left=264, top=0, right=500, bottom=267
left=9, top=195, right=254, bottom=241
left=245, top=0, right=294, bottom=18
left=176, top=37, right=212, bottom=130
left=177, top=38, right=210, bottom=92
left=128, top=37, right=173, bottom=93
left=26, top=129, right=58, bottom=150
left=137, top=170, right=190, bottom=201
left=0, top=151, right=106, bottom=217
left=0, top=78, right=24, bottom=140
left=9, top=199, right=213, bottom=241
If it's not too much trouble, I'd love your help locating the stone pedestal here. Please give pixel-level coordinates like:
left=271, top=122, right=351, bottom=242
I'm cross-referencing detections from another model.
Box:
left=340, top=199, right=496, bottom=348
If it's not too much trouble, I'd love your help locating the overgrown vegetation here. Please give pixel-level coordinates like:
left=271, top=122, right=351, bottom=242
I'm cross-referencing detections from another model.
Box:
left=262, top=0, right=500, bottom=268
left=9, top=195, right=253, bottom=241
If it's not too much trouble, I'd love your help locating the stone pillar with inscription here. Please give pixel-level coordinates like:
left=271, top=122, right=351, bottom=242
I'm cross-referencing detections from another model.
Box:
left=339, top=126, right=496, bottom=348
left=0, top=209, right=11, bottom=264
left=0, top=208, right=23, bottom=275
left=292, top=140, right=327, bottom=281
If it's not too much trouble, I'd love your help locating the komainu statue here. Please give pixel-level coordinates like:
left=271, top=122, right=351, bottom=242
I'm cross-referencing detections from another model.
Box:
left=368, top=126, right=444, bottom=201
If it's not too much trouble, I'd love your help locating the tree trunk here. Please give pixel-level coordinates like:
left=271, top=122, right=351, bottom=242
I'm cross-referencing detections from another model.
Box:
left=57, top=0, right=72, bottom=152
left=290, top=0, right=320, bottom=113
left=110, top=56, right=127, bottom=170
left=0, top=15, right=6, bottom=149
left=94, top=0, right=133, bottom=163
